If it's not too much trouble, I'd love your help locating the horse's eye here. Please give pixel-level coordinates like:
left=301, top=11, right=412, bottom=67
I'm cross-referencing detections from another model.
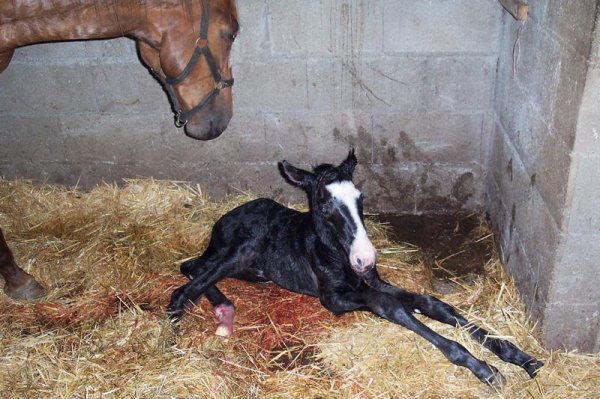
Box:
left=228, top=32, right=237, bottom=42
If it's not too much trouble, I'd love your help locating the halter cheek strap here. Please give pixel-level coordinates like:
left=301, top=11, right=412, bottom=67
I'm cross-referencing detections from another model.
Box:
left=154, top=0, right=234, bottom=128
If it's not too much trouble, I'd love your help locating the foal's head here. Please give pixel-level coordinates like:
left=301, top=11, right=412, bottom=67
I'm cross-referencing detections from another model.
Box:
left=279, top=150, right=377, bottom=275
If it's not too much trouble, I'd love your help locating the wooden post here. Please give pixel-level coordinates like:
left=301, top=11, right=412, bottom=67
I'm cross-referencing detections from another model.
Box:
left=498, top=0, right=528, bottom=21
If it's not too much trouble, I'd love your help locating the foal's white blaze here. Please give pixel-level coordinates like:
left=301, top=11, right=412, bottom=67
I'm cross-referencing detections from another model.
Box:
left=326, top=181, right=377, bottom=273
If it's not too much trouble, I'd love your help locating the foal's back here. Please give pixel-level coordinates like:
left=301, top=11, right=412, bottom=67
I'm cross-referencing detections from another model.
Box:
left=207, top=198, right=320, bottom=295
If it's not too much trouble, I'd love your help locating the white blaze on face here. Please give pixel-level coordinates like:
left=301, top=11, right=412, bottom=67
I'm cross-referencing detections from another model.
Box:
left=326, top=181, right=377, bottom=273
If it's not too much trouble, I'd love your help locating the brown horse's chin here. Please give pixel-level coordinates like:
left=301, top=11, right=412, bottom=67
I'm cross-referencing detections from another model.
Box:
left=184, top=114, right=231, bottom=140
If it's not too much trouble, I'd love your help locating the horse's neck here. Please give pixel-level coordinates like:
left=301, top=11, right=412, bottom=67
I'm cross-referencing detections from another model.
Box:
left=0, top=1, right=175, bottom=51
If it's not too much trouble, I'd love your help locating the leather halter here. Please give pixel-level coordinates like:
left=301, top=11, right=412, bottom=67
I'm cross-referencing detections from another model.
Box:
left=154, top=0, right=234, bottom=128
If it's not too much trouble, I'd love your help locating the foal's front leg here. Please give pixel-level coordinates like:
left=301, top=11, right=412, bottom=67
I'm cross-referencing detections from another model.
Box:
left=365, top=271, right=543, bottom=378
left=321, top=289, right=504, bottom=388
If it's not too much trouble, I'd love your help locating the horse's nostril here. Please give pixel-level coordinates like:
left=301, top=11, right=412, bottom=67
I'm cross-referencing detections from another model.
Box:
left=354, top=257, right=363, bottom=268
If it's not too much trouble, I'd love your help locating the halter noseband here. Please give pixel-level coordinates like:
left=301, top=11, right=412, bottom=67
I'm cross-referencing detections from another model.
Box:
left=154, top=0, right=234, bottom=128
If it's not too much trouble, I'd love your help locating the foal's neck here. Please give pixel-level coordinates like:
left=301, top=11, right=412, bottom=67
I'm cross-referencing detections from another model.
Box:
left=0, top=1, right=191, bottom=51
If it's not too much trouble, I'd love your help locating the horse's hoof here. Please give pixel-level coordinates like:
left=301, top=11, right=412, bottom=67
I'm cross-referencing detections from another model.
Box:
left=214, top=303, right=235, bottom=337
left=524, top=359, right=544, bottom=378
left=3, top=275, right=46, bottom=301
left=483, top=366, right=506, bottom=390
left=180, top=259, right=197, bottom=276
left=166, top=305, right=184, bottom=323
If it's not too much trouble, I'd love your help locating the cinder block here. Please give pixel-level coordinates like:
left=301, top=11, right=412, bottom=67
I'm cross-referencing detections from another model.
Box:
left=568, top=155, right=600, bottom=234
left=233, top=59, right=307, bottom=110
left=518, top=188, right=560, bottom=302
left=532, top=131, right=572, bottom=226
left=552, top=48, right=589, bottom=149
left=383, top=0, right=502, bottom=53
left=230, top=1, right=270, bottom=62
left=307, top=59, right=351, bottom=110
left=13, top=38, right=137, bottom=62
left=344, top=57, right=394, bottom=110
left=504, top=231, right=545, bottom=321
left=415, top=165, right=481, bottom=212
left=553, top=232, right=600, bottom=304
left=328, top=0, right=384, bottom=55
left=79, top=39, right=138, bottom=60
left=356, top=163, right=419, bottom=213
left=0, top=114, right=63, bottom=163
left=263, top=110, right=372, bottom=163
left=55, top=113, right=172, bottom=163
left=13, top=42, right=88, bottom=61
left=495, top=63, right=550, bottom=172
left=513, top=20, right=561, bottom=122
left=542, top=302, right=600, bottom=352
left=573, top=68, right=600, bottom=156
left=91, top=63, right=168, bottom=113
left=487, top=123, right=534, bottom=211
left=0, top=64, right=98, bottom=113
left=268, top=0, right=332, bottom=55
left=372, top=111, right=484, bottom=164
left=166, top=110, right=268, bottom=163
left=269, top=0, right=383, bottom=56
left=381, top=56, right=496, bottom=113
left=546, top=0, right=598, bottom=57
left=525, top=0, right=549, bottom=23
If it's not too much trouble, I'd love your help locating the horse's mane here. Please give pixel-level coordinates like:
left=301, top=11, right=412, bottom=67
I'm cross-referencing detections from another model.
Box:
left=1, top=1, right=237, bottom=25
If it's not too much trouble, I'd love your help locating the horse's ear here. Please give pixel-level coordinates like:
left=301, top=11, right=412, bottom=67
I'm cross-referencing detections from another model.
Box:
left=279, top=161, right=315, bottom=190
left=338, top=149, right=357, bottom=177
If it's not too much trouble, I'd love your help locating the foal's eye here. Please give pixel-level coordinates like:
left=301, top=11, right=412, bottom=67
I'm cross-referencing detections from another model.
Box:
left=227, top=32, right=237, bottom=42
left=320, top=202, right=331, bottom=215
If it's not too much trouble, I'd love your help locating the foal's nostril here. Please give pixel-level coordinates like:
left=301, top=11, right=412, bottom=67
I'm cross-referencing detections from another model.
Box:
left=354, top=257, right=363, bottom=268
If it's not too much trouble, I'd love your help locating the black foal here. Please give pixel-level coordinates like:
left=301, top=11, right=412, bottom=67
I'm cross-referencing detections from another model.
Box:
left=168, top=150, right=543, bottom=386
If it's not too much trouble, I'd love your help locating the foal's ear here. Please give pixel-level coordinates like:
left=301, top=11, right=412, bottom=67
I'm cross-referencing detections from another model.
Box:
left=278, top=161, right=315, bottom=189
left=338, top=149, right=358, bottom=177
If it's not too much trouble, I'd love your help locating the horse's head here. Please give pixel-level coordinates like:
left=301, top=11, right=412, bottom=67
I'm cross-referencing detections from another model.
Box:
left=279, top=150, right=378, bottom=275
left=139, top=0, right=238, bottom=140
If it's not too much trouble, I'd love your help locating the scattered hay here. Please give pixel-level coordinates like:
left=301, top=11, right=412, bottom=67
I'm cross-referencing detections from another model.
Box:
left=0, top=177, right=598, bottom=398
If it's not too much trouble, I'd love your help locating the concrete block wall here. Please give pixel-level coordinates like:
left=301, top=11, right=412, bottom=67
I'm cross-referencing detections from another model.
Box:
left=0, top=0, right=502, bottom=213
left=487, top=0, right=600, bottom=351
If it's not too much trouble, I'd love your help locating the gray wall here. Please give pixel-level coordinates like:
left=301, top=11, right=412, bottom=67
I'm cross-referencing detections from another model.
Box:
left=488, top=0, right=600, bottom=351
left=0, top=0, right=502, bottom=213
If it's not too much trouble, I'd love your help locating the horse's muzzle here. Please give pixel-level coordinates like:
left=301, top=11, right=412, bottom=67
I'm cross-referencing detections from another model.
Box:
left=184, top=113, right=232, bottom=140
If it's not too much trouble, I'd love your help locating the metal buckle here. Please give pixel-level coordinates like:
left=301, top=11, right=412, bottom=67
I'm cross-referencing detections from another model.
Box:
left=194, top=37, right=208, bottom=49
left=174, top=110, right=188, bottom=128
left=215, top=80, right=226, bottom=90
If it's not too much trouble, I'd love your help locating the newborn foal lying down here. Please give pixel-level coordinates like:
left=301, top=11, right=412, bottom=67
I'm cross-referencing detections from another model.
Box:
left=168, top=150, right=543, bottom=386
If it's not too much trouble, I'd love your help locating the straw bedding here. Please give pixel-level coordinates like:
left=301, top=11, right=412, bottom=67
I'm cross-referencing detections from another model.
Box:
left=0, top=177, right=598, bottom=398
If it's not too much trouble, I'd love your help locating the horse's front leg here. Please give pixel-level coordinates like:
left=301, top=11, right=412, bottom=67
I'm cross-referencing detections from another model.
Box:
left=167, top=262, right=232, bottom=322
left=321, top=287, right=504, bottom=388
left=0, top=228, right=45, bottom=300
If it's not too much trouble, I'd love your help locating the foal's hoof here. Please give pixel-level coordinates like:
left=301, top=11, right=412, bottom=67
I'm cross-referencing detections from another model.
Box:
left=482, top=366, right=506, bottom=390
left=3, top=275, right=46, bottom=301
left=524, top=359, right=544, bottom=378
left=214, top=303, right=235, bottom=337
left=180, top=259, right=197, bottom=277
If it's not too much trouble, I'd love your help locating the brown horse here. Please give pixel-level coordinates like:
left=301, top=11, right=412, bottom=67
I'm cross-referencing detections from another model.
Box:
left=0, top=0, right=239, bottom=300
